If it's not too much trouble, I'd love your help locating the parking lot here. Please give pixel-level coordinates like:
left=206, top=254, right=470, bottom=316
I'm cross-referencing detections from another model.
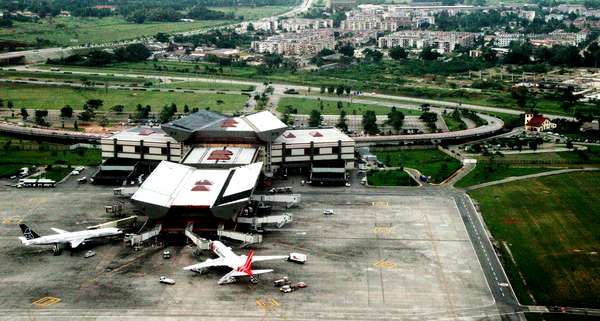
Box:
left=0, top=181, right=498, bottom=320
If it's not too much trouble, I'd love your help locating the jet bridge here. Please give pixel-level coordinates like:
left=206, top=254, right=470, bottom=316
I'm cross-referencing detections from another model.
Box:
left=251, top=194, right=301, bottom=208
left=123, top=224, right=162, bottom=247
left=236, top=213, right=293, bottom=230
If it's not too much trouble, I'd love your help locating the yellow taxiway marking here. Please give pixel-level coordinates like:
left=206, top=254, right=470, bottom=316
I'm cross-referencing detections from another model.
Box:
left=2, top=216, right=23, bottom=224
left=256, top=297, right=280, bottom=310
left=372, top=227, right=393, bottom=235
left=371, top=201, right=389, bottom=208
left=32, top=296, right=61, bottom=307
left=374, top=259, right=397, bottom=270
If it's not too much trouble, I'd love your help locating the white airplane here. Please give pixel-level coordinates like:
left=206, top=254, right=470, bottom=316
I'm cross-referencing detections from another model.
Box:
left=18, top=224, right=122, bottom=254
left=183, top=228, right=288, bottom=285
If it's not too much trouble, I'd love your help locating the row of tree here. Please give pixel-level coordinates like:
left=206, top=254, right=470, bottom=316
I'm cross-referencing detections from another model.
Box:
left=47, top=43, right=151, bottom=67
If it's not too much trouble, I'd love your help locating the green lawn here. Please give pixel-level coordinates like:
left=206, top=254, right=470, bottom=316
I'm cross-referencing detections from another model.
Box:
left=0, top=83, right=247, bottom=113
left=0, top=70, right=146, bottom=85
left=478, top=147, right=600, bottom=164
left=162, top=81, right=254, bottom=92
left=0, top=135, right=101, bottom=176
left=277, top=97, right=421, bottom=116
left=469, top=172, right=600, bottom=307
left=39, top=166, right=72, bottom=182
left=0, top=16, right=231, bottom=47
left=367, top=169, right=418, bottom=186
left=454, top=164, right=556, bottom=188
left=442, top=115, right=466, bottom=131
left=374, top=148, right=462, bottom=183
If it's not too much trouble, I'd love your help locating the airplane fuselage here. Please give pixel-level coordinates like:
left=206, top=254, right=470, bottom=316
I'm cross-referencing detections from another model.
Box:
left=20, top=228, right=122, bottom=247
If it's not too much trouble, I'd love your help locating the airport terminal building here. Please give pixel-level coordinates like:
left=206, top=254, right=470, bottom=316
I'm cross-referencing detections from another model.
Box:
left=95, top=110, right=355, bottom=221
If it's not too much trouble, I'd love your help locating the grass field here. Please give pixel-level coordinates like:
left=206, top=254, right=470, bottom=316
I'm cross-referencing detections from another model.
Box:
left=454, top=164, right=556, bottom=188
left=0, top=135, right=101, bottom=177
left=469, top=172, right=600, bottom=307
left=277, top=97, right=421, bottom=116
left=442, top=115, right=466, bottom=131
left=477, top=147, right=600, bottom=164
left=0, top=83, right=247, bottom=113
left=367, top=169, right=418, bottom=186
left=211, top=5, right=293, bottom=20
left=39, top=166, right=72, bottom=182
left=162, top=81, right=254, bottom=92
left=0, top=6, right=293, bottom=47
left=373, top=148, right=462, bottom=183
left=0, top=17, right=230, bottom=47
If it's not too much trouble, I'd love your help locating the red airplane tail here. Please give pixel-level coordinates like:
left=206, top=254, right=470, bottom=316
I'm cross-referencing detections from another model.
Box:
left=237, top=249, right=254, bottom=276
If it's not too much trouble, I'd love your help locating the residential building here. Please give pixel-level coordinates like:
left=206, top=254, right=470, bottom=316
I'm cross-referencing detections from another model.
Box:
left=279, top=18, right=333, bottom=32
left=378, top=31, right=477, bottom=54
left=251, top=30, right=335, bottom=56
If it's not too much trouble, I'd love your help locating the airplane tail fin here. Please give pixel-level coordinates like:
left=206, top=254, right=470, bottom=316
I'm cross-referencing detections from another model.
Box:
left=19, top=224, right=40, bottom=240
left=237, top=249, right=255, bottom=276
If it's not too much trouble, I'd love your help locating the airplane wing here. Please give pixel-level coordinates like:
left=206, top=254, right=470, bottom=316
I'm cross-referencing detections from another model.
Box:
left=183, top=258, right=228, bottom=271
left=252, top=255, right=288, bottom=263
left=229, top=269, right=273, bottom=277
left=51, top=228, right=69, bottom=234
left=69, top=238, right=85, bottom=248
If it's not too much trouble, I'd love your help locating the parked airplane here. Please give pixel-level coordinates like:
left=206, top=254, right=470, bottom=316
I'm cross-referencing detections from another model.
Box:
left=183, top=228, right=288, bottom=285
left=18, top=224, right=122, bottom=254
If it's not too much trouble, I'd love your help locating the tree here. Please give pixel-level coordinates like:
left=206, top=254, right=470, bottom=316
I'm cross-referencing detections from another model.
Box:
left=0, top=98, right=3, bottom=108
left=338, top=43, right=355, bottom=57
left=184, top=104, right=190, bottom=113
left=363, top=48, right=383, bottom=63
left=114, top=43, right=151, bottom=62
left=362, top=110, right=379, bottom=135
left=320, top=86, right=326, bottom=94
left=336, top=86, right=344, bottom=96
left=159, top=105, right=176, bottom=123
left=327, top=86, right=335, bottom=94
left=419, top=46, right=440, bottom=60
left=387, top=107, right=405, bottom=132
left=246, top=23, right=255, bottom=31
left=111, top=105, right=124, bottom=113
left=511, top=86, right=529, bottom=110
left=336, top=101, right=343, bottom=109
left=308, top=109, right=323, bottom=127
left=34, top=109, right=49, bottom=126
left=86, top=99, right=103, bottom=110
left=20, top=108, right=29, bottom=120
left=389, top=46, right=408, bottom=60
left=561, top=86, right=577, bottom=113
left=336, top=110, right=348, bottom=133
left=155, top=32, right=170, bottom=43
left=7, top=100, right=14, bottom=110
left=60, top=105, right=73, bottom=118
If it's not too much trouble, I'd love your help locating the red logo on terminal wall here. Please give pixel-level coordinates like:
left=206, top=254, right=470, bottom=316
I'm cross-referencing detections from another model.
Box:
left=191, top=179, right=212, bottom=191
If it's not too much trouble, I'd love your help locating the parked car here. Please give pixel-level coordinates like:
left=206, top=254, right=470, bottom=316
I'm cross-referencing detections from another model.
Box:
left=163, top=250, right=171, bottom=259
left=159, top=276, right=175, bottom=285
left=294, top=282, right=307, bottom=289
left=84, top=250, right=96, bottom=258
left=279, top=285, right=293, bottom=293
left=288, top=253, right=307, bottom=264
left=323, top=209, right=335, bottom=215
left=274, top=277, right=291, bottom=287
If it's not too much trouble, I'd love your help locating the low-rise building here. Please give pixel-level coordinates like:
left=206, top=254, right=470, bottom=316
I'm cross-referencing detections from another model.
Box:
left=524, top=113, right=557, bottom=132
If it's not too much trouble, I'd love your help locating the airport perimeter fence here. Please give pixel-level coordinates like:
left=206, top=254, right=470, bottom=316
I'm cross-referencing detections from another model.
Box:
left=477, top=159, right=598, bottom=165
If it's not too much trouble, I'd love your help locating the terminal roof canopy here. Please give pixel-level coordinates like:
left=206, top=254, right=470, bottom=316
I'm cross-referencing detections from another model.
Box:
left=131, top=161, right=263, bottom=210
left=274, top=128, right=354, bottom=145
left=106, top=126, right=178, bottom=144
left=162, top=110, right=288, bottom=142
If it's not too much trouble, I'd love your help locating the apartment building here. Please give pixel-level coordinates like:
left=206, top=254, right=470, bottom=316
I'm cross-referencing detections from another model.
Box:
left=279, top=18, right=333, bottom=32
left=251, top=30, right=335, bottom=56
left=378, top=31, right=477, bottom=54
